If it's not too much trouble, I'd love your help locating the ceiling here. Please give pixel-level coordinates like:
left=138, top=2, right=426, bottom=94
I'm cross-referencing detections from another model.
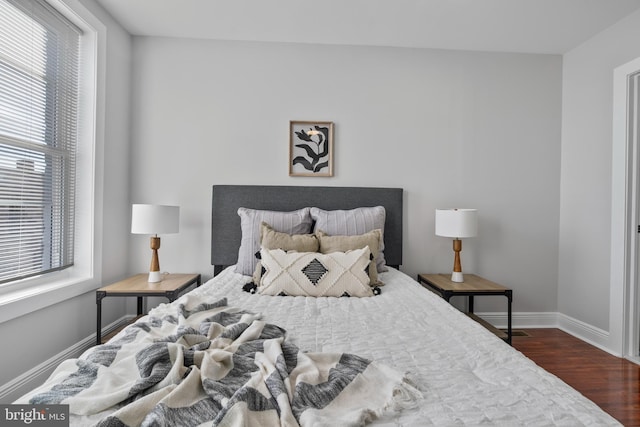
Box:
left=96, top=0, right=640, bottom=54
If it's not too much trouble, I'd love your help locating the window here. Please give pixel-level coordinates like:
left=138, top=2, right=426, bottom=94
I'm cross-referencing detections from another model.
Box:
left=0, top=0, right=82, bottom=284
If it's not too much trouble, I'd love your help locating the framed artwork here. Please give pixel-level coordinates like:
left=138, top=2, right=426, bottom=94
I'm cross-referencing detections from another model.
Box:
left=289, top=120, right=334, bottom=177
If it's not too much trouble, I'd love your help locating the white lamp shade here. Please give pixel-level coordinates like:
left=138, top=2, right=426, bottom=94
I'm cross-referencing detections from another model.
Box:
left=435, top=208, right=478, bottom=238
left=131, top=204, right=180, bottom=235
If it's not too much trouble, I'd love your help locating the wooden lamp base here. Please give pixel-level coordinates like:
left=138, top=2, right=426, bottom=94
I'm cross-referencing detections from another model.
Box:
left=148, top=236, right=162, bottom=283
left=451, top=238, right=464, bottom=282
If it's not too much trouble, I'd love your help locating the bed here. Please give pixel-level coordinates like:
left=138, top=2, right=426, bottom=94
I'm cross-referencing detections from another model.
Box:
left=17, top=185, right=620, bottom=426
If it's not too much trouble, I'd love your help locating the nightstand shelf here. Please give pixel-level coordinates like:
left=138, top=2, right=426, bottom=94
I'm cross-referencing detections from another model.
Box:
left=466, top=313, right=508, bottom=340
left=417, top=273, right=513, bottom=344
left=96, top=273, right=201, bottom=345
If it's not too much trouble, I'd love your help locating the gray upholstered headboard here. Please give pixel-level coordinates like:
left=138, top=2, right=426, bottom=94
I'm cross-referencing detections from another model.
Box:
left=211, top=185, right=403, bottom=275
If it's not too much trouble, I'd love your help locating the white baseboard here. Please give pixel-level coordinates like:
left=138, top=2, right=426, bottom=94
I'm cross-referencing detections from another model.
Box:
left=557, top=312, right=615, bottom=356
left=475, top=311, right=558, bottom=329
left=476, top=311, right=620, bottom=357
left=0, top=315, right=134, bottom=403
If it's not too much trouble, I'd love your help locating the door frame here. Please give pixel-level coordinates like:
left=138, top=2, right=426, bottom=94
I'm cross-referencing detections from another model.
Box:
left=611, top=56, right=640, bottom=362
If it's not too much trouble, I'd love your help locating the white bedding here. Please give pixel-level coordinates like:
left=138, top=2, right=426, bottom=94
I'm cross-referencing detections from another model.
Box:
left=187, top=266, right=620, bottom=426
left=20, top=266, right=620, bottom=426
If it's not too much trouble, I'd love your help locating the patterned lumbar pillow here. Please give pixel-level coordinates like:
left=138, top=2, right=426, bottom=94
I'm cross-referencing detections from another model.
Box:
left=252, top=222, right=319, bottom=284
left=257, top=247, right=373, bottom=297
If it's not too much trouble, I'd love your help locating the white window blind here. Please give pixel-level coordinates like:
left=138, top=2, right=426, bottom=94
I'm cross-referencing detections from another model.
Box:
left=0, top=0, right=81, bottom=284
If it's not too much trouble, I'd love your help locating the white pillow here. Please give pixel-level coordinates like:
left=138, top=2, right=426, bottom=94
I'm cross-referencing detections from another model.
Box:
left=235, top=207, right=313, bottom=275
left=258, top=247, right=373, bottom=297
left=310, top=206, right=388, bottom=272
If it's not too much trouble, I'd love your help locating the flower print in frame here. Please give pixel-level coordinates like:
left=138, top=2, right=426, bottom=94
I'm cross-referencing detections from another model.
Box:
left=289, top=121, right=334, bottom=177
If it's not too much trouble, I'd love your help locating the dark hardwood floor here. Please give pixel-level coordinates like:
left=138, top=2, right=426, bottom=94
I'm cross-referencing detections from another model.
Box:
left=513, top=328, right=640, bottom=426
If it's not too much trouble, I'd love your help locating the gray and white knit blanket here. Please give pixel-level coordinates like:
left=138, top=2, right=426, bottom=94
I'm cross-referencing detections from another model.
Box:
left=27, top=295, right=421, bottom=426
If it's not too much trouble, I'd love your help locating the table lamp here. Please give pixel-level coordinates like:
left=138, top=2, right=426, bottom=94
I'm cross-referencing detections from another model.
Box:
left=435, top=208, right=478, bottom=283
left=131, top=204, right=180, bottom=282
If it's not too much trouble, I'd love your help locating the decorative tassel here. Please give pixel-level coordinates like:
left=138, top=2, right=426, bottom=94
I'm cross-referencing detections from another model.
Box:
left=242, top=282, right=257, bottom=294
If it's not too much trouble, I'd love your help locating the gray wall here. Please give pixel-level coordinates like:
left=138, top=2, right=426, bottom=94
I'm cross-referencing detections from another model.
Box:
left=128, top=37, right=563, bottom=315
left=559, top=9, right=640, bottom=337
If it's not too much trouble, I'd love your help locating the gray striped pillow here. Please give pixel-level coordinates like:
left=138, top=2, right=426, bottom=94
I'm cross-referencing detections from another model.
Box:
left=235, top=207, right=313, bottom=275
left=310, top=206, right=388, bottom=272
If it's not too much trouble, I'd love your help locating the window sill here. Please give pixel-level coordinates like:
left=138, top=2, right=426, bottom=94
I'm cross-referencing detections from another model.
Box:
left=0, top=271, right=99, bottom=324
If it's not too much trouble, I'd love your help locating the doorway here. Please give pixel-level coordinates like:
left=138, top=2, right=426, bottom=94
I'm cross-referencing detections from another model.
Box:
left=612, top=57, right=640, bottom=363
